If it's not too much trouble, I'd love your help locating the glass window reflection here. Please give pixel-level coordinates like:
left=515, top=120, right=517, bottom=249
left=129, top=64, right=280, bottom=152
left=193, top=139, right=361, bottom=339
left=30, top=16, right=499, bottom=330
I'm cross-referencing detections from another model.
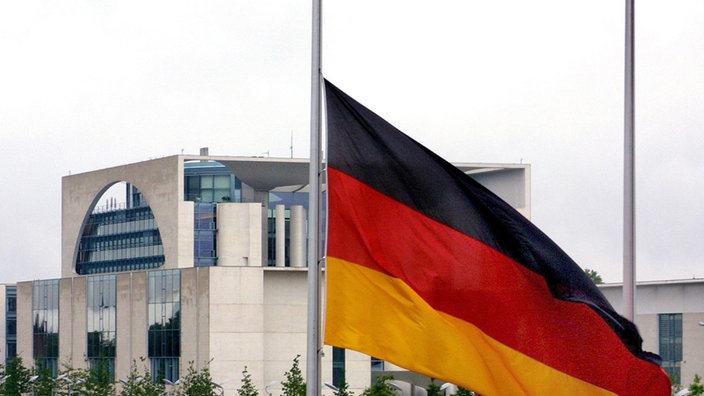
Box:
left=148, top=270, right=181, bottom=382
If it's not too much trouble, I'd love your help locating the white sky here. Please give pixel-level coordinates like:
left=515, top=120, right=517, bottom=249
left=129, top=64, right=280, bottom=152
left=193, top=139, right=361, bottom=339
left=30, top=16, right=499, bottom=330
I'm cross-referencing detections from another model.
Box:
left=0, top=1, right=702, bottom=285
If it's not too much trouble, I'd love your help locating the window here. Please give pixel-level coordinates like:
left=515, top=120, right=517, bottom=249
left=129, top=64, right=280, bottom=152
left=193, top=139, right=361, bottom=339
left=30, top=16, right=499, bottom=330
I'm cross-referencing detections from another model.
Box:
left=659, top=313, right=683, bottom=385
left=194, top=203, right=217, bottom=267
left=87, top=275, right=117, bottom=380
left=371, top=357, right=385, bottom=372
left=6, top=286, right=17, bottom=361
left=148, top=270, right=181, bottom=382
left=332, top=347, right=345, bottom=388
left=184, top=162, right=241, bottom=203
left=33, top=280, right=60, bottom=376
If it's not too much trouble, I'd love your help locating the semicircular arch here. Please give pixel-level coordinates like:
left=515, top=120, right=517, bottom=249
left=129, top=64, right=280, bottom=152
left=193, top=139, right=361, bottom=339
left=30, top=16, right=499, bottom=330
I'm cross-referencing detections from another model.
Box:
left=73, top=180, right=166, bottom=275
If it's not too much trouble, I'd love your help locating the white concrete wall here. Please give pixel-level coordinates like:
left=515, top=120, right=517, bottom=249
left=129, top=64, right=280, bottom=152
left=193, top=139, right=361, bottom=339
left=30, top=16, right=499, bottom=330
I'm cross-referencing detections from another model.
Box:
left=217, top=203, right=264, bottom=267
left=262, top=269, right=309, bottom=395
left=208, top=266, right=265, bottom=395
left=62, top=277, right=88, bottom=369
left=180, top=267, right=211, bottom=373
left=115, top=272, right=149, bottom=381
left=61, top=156, right=190, bottom=277
left=16, top=281, right=33, bottom=365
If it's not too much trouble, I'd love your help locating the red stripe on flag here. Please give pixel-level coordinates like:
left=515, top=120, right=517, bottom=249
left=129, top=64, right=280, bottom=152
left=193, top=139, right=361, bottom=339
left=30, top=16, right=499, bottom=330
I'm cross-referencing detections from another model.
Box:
left=327, top=168, right=669, bottom=395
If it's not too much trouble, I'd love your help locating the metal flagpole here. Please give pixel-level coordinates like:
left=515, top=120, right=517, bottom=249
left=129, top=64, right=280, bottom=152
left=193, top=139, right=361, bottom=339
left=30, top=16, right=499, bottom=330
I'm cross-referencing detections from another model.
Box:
left=306, top=0, right=323, bottom=394
left=623, top=0, right=636, bottom=321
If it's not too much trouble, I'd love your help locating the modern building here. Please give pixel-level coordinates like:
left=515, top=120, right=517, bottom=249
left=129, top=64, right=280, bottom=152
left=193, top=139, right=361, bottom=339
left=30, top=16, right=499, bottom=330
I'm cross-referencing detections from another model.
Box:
left=0, top=153, right=531, bottom=395
left=600, top=279, right=704, bottom=388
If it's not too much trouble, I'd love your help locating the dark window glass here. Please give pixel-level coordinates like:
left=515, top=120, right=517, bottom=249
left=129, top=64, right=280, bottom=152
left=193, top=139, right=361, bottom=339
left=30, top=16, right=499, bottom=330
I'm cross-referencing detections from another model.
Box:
left=659, top=313, right=683, bottom=385
left=371, top=357, right=385, bottom=372
left=148, top=270, right=181, bottom=382
left=87, top=275, right=116, bottom=381
left=332, top=347, right=346, bottom=388
left=33, top=280, right=60, bottom=376
left=194, top=203, right=217, bottom=266
left=6, top=286, right=17, bottom=361
left=184, top=162, right=239, bottom=203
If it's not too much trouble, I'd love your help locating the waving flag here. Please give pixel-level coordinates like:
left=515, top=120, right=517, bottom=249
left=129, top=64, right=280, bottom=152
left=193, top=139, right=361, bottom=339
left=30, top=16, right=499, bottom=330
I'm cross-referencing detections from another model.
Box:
left=323, top=80, right=670, bottom=395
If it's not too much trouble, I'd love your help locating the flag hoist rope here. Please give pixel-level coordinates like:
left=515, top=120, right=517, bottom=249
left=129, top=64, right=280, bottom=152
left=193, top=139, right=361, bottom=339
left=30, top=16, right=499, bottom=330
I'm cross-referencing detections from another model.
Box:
left=306, top=0, right=323, bottom=395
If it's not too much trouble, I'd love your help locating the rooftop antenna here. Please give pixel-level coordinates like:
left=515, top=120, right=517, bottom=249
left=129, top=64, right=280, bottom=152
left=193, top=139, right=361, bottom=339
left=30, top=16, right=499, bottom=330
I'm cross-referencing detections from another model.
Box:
left=290, top=130, right=294, bottom=158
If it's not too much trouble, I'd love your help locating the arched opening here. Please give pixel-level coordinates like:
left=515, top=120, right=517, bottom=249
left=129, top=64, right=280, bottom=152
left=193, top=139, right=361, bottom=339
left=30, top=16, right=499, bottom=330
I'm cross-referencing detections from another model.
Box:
left=75, top=182, right=165, bottom=275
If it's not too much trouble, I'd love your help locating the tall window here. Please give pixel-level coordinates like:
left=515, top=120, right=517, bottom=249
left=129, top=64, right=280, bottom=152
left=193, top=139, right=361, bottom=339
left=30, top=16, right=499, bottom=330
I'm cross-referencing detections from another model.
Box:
left=332, top=347, right=346, bottom=388
left=5, top=286, right=17, bottom=361
left=33, top=280, right=59, bottom=376
left=87, top=275, right=116, bottom=380
left=659, top=313, right=683, bottom=385
left=194, top=203, right=217, bottom=267
left=148, top=270, right=181, bottom=382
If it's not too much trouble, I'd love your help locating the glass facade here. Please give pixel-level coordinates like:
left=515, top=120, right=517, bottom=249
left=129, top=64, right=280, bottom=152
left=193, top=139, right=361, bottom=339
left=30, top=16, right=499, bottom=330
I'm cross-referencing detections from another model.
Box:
left=194, top=203, right=217, bottom=267
left=185, top=162, right=241, bottom=267
left=148, top=270, right=181, bottom=382
left=659, top=313, right=683, bottom=385
left=76, top=185, right=164, bottom=275
left=5, top=286, right=16, bottom=361
left=184, top=162, right=240, bottom=203
left=87, top=275, right=116, bottom=380
left=33, top=280, right=59, bottom=376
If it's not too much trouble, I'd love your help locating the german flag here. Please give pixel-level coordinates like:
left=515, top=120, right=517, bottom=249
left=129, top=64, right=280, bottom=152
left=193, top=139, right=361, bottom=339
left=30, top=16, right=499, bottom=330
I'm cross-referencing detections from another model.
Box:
left=323, top=80, right=670, bottom=395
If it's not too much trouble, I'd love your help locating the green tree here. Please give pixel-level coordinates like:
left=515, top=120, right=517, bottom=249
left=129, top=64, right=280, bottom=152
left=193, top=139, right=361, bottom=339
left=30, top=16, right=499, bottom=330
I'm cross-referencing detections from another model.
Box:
left=31, top=366, right=57, bottom=396
left=180, top=361, right=217, bottom=396
left=334, top=377, right=353, bottom=396
left=281, top=355, right=306, bottom=396
left=237, top=366, right=258, bottom=396
left=584, top=268, right=603, bottom=285
left=689, top=374, right=704, bottom=396
left=361, top=376, right=395, bottom=396
left=453, top=387, right=476, bottom=396
left=54, top=364, right=91, bottom=396
left=84, top=361, right=115, bottom=396
left=0, top=356, right=32, bottom=395
left=119, top=358, right=165, bottom=396
left=426, top=380, right=441, bottom=396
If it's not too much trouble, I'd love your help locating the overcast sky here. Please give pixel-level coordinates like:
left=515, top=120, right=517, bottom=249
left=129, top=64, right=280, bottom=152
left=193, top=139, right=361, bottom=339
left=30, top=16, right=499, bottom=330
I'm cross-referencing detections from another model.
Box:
left=1, top=1, right=702, bottom=286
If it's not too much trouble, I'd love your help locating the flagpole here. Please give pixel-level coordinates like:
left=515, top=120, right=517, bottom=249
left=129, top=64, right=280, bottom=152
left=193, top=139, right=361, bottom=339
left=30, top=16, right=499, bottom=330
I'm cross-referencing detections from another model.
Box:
left=623, top=0, right=635, bottom=321
left=306, top=0, right=323, bottom=394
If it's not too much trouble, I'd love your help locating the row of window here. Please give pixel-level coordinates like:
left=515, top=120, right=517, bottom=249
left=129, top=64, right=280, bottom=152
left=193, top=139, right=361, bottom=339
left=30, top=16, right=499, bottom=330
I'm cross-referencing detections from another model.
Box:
left=80, top=230, right=163, bottom=251
left=77, top=255, right=165, bottom=275
left=77, top=199, right=164, bottom=275
left=31, top=271, right=181, bottom=381
left=91, top=206, right=155, bottom=224
left=88, top=218, right=159, bottom=237
left=78, top=244, right=165, bottom=263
